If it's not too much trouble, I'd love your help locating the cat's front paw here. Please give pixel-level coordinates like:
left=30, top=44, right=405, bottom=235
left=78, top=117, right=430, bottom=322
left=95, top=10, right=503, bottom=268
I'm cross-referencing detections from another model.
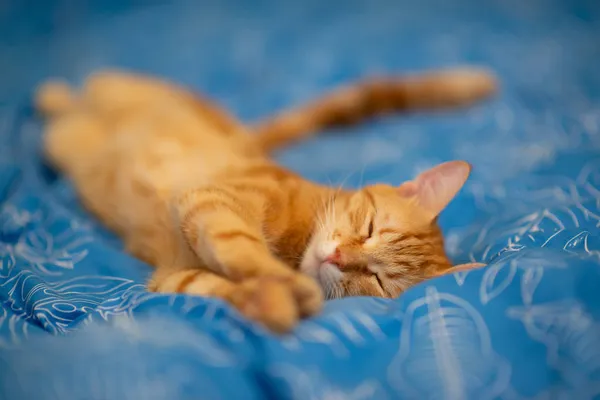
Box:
left=232, top=273, right=323, bottom=333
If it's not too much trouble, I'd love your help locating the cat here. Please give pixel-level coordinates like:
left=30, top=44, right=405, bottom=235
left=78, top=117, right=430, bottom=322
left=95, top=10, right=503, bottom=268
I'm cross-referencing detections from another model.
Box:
left=35, top=67, right=495, bottom=332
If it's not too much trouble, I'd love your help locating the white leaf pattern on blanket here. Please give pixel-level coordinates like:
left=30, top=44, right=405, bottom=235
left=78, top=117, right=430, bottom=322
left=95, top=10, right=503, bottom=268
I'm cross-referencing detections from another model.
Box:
left=563, top=231, right=600, bottom=260
left=479, top=251, right=568, bottom=305
left=448, top=160, right=600, bottom=281
left=14, top=226, right=91, bottom=276
left=0, top=205, right=41, bottom=235
left=388, top=286, right=511, bottom=399
left=0, top=204, right=93, bottom=276
left=1, top=273, right=143, bottom=334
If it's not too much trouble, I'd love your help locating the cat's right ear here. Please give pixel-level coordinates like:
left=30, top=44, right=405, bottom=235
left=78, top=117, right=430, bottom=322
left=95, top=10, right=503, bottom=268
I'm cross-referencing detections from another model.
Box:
left=397, top=160, right=472, bottom=219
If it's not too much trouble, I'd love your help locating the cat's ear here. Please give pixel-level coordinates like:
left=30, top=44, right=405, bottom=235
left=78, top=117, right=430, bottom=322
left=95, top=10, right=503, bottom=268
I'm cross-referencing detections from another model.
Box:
left=397, top=160, right=471, bottom=218
left=431, top=262, right=487, bottom=278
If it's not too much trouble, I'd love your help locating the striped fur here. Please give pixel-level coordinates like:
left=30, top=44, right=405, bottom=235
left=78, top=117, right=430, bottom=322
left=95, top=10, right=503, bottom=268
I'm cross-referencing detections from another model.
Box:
left=35, top=68, right=494, bottom=332
left=252, top=67, right=497, bottom=152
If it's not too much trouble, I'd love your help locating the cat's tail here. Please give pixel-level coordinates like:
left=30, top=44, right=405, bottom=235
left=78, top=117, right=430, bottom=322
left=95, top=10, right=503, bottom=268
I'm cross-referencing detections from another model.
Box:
left=252, top=66, right=498, bottom=153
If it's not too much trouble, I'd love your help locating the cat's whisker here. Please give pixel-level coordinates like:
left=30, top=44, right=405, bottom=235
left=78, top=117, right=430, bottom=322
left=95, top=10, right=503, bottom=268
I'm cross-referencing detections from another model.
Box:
left=358, top=159, right=370, bottom=188
left=326, top=195, right=337, bottom=227
left=316, top=196, right=331, bottom=229
left=326, top=287, right=334, bottom=300
left=335, top=165, right=361, bottom=193
left=335, top=285, right=344, bottom=299
left=312, top=191, right=332, bottom=233
left=320, top=196, right=333, bottom=229
left=326, top=285, right=335, bottom=300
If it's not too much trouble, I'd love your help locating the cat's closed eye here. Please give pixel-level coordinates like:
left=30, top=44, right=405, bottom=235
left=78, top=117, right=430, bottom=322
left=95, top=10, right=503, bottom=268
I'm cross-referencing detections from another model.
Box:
left=367, top=219, right=374, bottom=238
left=360, top=218, right=374, bottom=242
left=373, top=273, right=384, bottom=288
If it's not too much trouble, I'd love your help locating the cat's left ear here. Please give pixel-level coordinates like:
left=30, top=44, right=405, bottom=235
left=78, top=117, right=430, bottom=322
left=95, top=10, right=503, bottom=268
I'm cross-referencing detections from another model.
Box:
left=431, top=262, right=487, bottom=278
left=397, top=160, right=471, bottom=219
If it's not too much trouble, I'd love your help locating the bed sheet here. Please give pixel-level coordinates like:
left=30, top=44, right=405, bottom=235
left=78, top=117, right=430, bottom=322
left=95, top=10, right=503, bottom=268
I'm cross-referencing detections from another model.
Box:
left=1, top=0, right=600, bottom=399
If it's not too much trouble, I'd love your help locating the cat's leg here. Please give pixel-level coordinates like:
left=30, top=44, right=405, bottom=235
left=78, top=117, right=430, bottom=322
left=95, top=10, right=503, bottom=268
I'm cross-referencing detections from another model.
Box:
left=42, top=110, right=108, bottom=175
left=81, top=71, right=245, bottom=136
left=34, top=76, right=111, bottom=175
left=80, top=71, right=179, bottom=115
left=171, top=186, right=323, bottom=332
left=129, top=226, right=303, bottom=332
left=149, top=266, right=305, bottom=333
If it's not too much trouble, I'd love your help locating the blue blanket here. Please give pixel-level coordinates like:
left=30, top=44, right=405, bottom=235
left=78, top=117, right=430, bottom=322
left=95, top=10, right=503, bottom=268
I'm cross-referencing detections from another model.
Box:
left=1, top=0, right=600, bottom=399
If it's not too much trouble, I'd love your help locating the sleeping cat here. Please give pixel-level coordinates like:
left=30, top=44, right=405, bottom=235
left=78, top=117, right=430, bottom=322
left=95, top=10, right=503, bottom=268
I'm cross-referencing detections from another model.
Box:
left=35, top=67, right=495, bottom=332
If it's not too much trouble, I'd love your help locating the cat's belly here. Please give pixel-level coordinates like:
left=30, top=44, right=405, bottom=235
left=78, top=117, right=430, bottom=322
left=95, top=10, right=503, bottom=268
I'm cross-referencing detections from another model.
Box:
left=75, top=102, right=265, bottom=260
left=97, top=134, right=259, bottom=234
left=113, top=144, right=269, bottom=267
left=131, top=147, right=250, bottom=195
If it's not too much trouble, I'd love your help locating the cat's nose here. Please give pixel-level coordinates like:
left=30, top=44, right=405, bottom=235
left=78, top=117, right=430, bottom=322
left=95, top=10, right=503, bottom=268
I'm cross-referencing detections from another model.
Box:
left=323, top=248, right=342, bottom=267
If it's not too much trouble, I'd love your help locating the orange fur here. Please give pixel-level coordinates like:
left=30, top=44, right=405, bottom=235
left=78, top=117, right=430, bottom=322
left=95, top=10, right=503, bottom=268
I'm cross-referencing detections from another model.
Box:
left=253, top=67, right=497, bottom=152
left=35, top=68, right=494, bottom=332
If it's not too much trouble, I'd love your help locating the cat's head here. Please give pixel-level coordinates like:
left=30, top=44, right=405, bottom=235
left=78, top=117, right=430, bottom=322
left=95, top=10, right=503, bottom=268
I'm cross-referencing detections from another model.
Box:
left=300, top=160, right=483, bottom=299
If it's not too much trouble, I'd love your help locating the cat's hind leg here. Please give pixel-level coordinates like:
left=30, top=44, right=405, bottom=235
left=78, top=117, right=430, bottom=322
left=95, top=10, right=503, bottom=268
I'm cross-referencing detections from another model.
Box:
left=80, top=70, right=182, bottom=116
left=82, top=70, right=246, bottom=136
left=35, top=78, right=110, bottom=175
left=42, top=110, right=108, bottom=175
left=35, top=71, right=178, bottom=118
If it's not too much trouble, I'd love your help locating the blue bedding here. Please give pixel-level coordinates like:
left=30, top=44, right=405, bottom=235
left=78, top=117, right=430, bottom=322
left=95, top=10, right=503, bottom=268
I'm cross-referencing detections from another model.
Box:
left=1, top=0, right=600, bottom=398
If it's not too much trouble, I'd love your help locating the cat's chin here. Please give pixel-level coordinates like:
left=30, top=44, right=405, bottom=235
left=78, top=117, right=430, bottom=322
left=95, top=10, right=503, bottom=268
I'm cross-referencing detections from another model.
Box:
left=299, top=254, right=342, bottom=295
left=299, top=253, right=320, bottom=281
left=316, top=263, right=343, bottom=289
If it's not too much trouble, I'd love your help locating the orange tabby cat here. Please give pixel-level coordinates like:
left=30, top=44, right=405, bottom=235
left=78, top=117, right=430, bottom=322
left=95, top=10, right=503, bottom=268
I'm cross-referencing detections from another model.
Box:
left=35, top=67, right=494, bottom=332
